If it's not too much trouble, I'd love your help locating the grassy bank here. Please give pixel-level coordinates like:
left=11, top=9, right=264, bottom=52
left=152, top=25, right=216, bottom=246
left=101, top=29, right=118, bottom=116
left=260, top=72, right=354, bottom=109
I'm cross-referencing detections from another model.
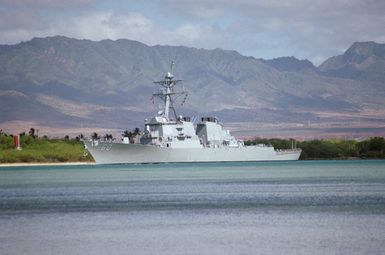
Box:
left=0, top=134, right=93, bottom=163
left=245, top=137, right=385, bottom=160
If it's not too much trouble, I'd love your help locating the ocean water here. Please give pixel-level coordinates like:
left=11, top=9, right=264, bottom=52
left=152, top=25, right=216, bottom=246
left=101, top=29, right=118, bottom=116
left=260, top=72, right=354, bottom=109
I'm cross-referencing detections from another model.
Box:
left=1, top=160, right=385, bottom=254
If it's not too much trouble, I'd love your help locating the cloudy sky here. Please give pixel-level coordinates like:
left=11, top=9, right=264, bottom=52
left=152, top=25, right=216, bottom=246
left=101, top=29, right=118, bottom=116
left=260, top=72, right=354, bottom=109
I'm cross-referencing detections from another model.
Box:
left=1, top=0, right=384, bottom=65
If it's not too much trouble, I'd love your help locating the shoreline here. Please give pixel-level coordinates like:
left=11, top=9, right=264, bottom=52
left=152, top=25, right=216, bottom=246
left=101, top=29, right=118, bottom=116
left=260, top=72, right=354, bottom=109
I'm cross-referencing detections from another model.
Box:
left=1, top=158, right=384, bottom=167
left=0, top=162, right=95, bottom=167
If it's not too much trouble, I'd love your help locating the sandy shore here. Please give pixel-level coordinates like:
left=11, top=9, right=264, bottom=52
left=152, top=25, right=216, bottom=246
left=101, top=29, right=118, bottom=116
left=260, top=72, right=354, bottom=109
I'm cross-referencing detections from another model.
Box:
left=0, top=162, right=95, bottom=167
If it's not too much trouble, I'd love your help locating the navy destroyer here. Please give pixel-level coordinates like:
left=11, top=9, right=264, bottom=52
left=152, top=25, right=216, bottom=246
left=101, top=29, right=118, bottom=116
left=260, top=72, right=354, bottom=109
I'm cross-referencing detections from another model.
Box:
left=84, top=63, right=301, bottom=164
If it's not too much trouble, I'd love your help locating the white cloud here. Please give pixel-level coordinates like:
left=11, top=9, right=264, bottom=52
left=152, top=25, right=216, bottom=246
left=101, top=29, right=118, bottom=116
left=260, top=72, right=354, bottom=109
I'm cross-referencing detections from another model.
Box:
left=53, top=11, right=155, bottom=41
left=0, top=0, right=93, bottom=9
left=150, top=0, right=385, bottom=64
left=50, top=11, right=217, bottom=47
left=175, top=25, right=202, bottom=42
left=1, top=0, right=384, bottom=64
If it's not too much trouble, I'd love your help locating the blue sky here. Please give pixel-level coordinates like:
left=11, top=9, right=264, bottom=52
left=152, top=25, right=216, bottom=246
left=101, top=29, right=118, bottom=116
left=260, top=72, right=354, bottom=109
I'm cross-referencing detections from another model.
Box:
left=1, top=0, right=384, bottom=65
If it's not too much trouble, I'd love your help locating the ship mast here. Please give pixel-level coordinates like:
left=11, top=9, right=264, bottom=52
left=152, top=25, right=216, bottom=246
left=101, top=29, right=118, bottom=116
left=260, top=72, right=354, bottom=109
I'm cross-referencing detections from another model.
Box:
left=153, top=61, right=187, bottom=121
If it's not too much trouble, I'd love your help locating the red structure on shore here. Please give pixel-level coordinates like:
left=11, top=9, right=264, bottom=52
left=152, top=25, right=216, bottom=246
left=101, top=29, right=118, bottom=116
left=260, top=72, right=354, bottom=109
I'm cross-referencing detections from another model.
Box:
left=13, top=135, right=21, bottom=150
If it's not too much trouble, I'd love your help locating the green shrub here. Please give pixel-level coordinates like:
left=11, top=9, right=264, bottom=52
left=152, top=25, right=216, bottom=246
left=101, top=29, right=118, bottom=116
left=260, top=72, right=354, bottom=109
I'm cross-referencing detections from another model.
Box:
left=245, top=137, right=385, bottom=160
left=0, top=136, right=93, bottom=163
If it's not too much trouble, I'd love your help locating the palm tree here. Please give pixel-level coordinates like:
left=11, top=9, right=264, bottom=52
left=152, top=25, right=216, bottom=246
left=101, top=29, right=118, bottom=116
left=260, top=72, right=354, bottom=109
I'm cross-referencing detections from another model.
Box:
left=103, top=134, right=113, bottom=141
left=29, top=128, right=36, bottom=138
left=91, top=132, right=99, bottom=140
left=133, top=127, right=141, bottom=143
left=122, top=130, right=129, bottom=137
left=75, top=133, right=84, bottom=141
left=122, top=130, right=134, bottom=144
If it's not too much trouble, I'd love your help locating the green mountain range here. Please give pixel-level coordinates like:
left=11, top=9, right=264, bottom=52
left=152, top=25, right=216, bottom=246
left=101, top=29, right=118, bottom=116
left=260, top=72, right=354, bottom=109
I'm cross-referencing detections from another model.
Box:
left=1, top=36, right=384, bottom=136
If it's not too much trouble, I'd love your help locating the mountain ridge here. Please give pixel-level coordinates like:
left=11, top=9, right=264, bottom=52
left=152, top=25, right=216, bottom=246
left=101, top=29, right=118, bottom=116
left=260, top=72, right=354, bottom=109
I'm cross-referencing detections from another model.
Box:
left=261, top=56, right=317, bottom=73
left=319, top=41, right=385, bottom=82
left=1, top=36, right=384, bottom=137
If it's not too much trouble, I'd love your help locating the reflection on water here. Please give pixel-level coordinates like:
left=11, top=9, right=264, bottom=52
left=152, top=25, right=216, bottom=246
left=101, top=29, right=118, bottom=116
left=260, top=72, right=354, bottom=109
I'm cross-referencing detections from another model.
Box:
left=1, top=160, right=385, bottom=254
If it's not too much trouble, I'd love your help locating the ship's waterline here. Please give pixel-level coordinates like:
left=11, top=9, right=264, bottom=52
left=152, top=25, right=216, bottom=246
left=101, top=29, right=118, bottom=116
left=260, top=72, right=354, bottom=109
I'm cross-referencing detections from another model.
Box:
left=85, top=141, right=300, bottom=164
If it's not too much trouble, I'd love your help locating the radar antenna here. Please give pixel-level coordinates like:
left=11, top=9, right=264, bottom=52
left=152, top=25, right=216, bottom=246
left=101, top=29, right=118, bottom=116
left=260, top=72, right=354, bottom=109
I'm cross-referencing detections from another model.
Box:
left=153, top=61, right=187, bottom=121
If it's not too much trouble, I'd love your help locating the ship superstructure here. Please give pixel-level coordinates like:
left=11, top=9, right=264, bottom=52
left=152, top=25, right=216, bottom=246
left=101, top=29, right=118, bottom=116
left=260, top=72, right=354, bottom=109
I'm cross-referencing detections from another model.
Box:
left=84, top=63, right=301, bottom=164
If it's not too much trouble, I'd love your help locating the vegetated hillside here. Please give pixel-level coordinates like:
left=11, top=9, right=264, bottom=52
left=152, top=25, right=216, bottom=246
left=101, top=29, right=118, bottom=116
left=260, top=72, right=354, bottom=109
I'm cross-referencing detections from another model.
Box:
left=0, top=36, right=384, bottom=134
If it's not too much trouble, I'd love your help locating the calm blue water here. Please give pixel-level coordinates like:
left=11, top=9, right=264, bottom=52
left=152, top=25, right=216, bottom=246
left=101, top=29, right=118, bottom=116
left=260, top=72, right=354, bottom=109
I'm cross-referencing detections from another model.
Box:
left=1, top=160, right=385, bottom=254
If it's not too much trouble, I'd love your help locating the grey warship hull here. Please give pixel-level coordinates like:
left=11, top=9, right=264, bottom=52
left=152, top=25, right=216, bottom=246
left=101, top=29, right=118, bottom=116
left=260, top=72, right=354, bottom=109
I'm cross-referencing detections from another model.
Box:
left=84, top=141, right=301, bottom=164
left=84, top=62, right=302, bottom=164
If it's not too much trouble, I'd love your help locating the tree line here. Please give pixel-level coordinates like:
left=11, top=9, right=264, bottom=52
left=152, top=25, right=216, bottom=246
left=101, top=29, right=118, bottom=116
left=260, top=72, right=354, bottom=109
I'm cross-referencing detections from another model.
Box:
left=2, top=127, right=385, bottom=162
left=245, top=137, right=385, bottom=159
left=90, top=127, right=141, bottom=144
